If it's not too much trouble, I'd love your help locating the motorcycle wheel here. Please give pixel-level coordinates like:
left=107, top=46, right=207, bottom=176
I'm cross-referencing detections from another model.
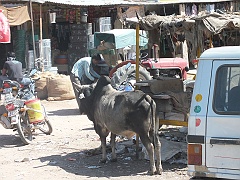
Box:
left=111, top=64, right=152, bottom=89
left=38, top=104, right=53, bottom=135
left=16, top=114, right=33, bottom=145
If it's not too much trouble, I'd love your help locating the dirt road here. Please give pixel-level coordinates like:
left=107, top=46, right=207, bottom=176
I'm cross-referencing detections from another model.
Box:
left=0, top=99, right=191, bottom=180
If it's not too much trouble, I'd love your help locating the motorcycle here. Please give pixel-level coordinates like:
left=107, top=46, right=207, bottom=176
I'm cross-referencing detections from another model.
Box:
left=0, top=69, right=52, bottom=145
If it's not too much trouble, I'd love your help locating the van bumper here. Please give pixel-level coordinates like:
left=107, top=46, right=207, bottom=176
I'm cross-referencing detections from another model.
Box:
left=188, top=165, right=240, bottom=180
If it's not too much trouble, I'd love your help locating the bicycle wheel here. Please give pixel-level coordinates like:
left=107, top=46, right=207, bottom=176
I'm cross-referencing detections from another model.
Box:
left=16, top=114, right=33, bottom=145
left=38, top=104, right=53, bottom=135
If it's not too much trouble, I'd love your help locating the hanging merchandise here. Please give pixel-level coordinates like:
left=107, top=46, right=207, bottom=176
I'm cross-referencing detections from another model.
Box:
left=0, top=9, right=10, bottom=43
left=49, top=12, right=56, bottom=23
left=67, top=9, right=76, bottom=23
left=76, top=8, right=81, bottom=24
left=192, top=4, right=198, bottom=16
left=80, top=13, right=88, bottom=23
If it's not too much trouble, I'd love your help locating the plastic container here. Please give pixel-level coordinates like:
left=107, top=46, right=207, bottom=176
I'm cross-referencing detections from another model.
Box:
left=55, top=55, right=68, bottom=64
left=25, top=99, right=44, bottom=124
left=28, top=50, right=35, bottom=70
left=80, top=14, right=88, bottom=23
left=40, top=39, right=52, bottom=71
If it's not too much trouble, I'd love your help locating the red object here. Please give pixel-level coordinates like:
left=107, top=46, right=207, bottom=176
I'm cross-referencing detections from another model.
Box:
left=3, top=82, right=10, bottom=88
left=192, top=59, right=199, bottom=65
left=0, top=10, right=11, bottom=43
left=55, top=58, right=68, bottom=64
left=109, top=57, right=189, bottom=80
left=195, top=118, right=201, bottom=127
left=142, top=58, right=188, bottom=80
left=5, top=103, right=15, bottom=111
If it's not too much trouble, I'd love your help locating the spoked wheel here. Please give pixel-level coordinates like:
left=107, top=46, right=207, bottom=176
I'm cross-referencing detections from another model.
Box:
left=38, top=104, right=53, bottom=135
left=16, top=114, right=33, bottom=145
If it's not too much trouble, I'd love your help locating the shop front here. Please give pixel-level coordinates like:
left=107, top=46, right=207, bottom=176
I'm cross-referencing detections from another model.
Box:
left=0, top=3, right=31, bottom=70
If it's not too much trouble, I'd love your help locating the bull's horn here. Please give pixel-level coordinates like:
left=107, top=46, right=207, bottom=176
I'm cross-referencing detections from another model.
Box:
left=73, top=82, right=90, bottom=91
left=73, top=82, right=81, bottom=89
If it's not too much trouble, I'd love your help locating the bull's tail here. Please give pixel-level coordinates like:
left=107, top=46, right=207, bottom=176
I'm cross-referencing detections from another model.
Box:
left=145, top=95, right=159, bottom=143
left=145, top=95, right=162, bottom=174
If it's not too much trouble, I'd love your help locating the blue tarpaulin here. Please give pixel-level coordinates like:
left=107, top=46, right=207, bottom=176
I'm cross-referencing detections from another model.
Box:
left=94, top=29, right=148, bottom=49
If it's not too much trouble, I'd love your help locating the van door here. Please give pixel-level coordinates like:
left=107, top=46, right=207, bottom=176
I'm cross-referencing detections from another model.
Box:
left=206, top=60, right=240, bottom=169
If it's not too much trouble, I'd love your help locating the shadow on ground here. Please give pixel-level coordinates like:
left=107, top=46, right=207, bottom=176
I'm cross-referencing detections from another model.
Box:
left=47, top=109, right=80, bottom=116
left=38, top=146, right=188, bottom=178
left=0, top=134, right=26, bottom=148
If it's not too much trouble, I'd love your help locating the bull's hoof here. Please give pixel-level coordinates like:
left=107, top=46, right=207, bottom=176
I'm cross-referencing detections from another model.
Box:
left=148, top=168, right=156, bottom=175
left=155, top=168, right=163, bottom=175
left=110, top=158, right=117, bottom=162
left=149, top=170, right=155, bottom=175
left=149, top=168, right=163, bottom=175
left=99, top=159, right=107, bottom=163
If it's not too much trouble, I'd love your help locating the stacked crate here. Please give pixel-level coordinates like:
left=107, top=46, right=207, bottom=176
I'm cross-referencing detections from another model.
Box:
left=95, top=17, right=112, bottom=32
left=68, top=23, right=94, bottom=67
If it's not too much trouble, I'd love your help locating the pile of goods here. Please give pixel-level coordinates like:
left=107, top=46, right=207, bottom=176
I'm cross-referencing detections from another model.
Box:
left=34, top=72, right=75, bottom=101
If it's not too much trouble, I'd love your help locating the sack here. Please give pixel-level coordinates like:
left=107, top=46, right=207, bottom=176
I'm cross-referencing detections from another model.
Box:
left=47, top=74, right=75, bottom=101
left=35, top=72, right=53, bottom=100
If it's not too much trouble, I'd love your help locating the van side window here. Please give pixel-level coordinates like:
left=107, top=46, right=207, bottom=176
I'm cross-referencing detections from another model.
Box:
left=214, top=65, right=240, bottom=114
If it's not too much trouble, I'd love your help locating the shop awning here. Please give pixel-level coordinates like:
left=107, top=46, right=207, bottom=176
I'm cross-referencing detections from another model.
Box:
left=44, top=0, right=233, bottom=6
left=0, top=0, right=233, bottom=6
left=0, top=5, right=30, bottom=26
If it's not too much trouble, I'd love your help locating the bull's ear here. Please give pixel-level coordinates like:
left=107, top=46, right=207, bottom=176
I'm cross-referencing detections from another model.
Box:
left=80, top=97, right=94, bottom=121
left=80, top=98, right=88, bottom=114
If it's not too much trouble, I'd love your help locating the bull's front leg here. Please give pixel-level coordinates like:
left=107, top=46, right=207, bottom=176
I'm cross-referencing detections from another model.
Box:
left=94, top=123, right=109, bottom=163
left=110, top=133, right=117, bottom=162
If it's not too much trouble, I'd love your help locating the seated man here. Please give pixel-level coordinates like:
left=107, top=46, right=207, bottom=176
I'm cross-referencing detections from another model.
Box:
left=2, top=52, right=23, bottom=82
left=0, top=52, right=23, bottom=88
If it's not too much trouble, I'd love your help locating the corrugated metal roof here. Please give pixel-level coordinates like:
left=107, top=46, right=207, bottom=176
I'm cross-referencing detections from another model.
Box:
left=0, top=0, right=233, bottom=6
left=44, top=0, right=161, bottom=6
left=0, top=0, right=45, bottom=3
left=43, top=0, right=233, bottom=6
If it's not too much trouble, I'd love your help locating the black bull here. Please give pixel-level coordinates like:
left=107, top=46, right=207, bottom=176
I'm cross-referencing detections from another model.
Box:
left=75, top=76, right=162, bottom=175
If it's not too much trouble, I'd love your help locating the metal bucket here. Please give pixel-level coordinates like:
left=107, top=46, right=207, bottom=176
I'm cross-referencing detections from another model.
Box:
left=81, top=14, right=88, bottom=23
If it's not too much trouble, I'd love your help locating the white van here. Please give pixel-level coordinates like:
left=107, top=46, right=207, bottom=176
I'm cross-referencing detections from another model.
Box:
left=187, top=46, right=240, bottom=179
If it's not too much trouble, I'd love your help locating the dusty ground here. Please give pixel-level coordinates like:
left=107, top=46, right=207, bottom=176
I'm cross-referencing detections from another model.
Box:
left=0, top=99, right=193, bottom=180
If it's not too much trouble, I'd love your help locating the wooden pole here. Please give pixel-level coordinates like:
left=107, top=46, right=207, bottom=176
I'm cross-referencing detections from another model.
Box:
left=135, top=22, right=140, bottom=159
left=39, top=3, right=43, bottom=71
left=135, top=23, right=140, bottom=82
left=29, top=0, right=37, bottom=69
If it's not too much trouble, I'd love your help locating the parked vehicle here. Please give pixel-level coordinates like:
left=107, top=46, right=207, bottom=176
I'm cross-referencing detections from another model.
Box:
left=0, top=70, right=52, bottom=145
left=187, top=46, right=240, bottom=179
left=90, top=29, right=190, bottom=90
left=110, top=55, right=190, bottom=90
